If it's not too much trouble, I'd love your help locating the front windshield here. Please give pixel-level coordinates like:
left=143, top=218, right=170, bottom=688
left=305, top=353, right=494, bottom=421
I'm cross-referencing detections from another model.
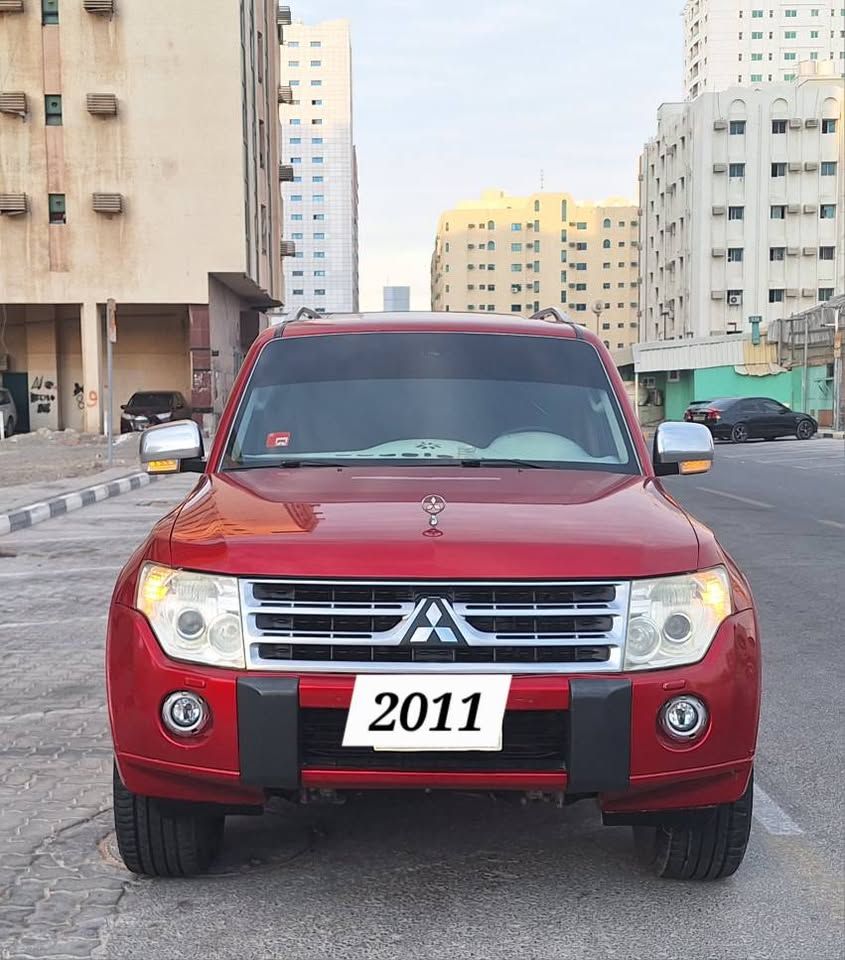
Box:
left=129, top=392, right=172, bottom=411
left=222, top=331, right=638, bottom=474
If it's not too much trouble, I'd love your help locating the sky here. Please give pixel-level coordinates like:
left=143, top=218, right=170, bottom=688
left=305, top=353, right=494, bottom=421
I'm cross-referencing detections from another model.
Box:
left=296, top=0, right=685, bottom=311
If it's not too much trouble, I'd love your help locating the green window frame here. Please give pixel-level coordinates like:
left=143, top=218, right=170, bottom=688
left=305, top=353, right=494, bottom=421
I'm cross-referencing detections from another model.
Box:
left=44, top=95, right=62, bottom=125
left=42, top=0, right=58, bottom=23
left=48, top=193, right=66, bottom=224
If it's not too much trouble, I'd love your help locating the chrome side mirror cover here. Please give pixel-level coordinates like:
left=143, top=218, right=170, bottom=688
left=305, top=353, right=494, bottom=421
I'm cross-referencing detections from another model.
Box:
left=653, top=421, right=714, bottom=477
left=139, top=419, right=204, bottom=474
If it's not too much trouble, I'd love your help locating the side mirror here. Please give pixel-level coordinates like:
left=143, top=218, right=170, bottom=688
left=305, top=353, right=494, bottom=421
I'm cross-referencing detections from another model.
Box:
left=653, top=422, right=714, bottom=477
left=120, top=404, right=126, bottom=410
left=139, top=419, right=204, bottom=475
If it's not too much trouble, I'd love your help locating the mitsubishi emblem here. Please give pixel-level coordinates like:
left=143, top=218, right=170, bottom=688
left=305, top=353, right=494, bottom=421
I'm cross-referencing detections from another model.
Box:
left=402, top=597, right=466, bottom=646
left=421, top=494, right=446, bottom=527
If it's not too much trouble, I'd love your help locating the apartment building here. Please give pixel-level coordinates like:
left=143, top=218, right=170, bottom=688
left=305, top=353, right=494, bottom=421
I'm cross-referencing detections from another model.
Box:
left=431, top=190, right=640, bottom=353
left=278, top=19, right=359, bottom=316
left=639, top=68, right=844, bottom=342
left=684, top=0, right=845, bottom=99
left=0, top=0, right=284, bottom=434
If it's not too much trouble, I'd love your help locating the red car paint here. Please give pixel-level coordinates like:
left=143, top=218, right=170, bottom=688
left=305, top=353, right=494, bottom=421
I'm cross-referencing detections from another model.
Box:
left=107, top=313, right=760, bottom=819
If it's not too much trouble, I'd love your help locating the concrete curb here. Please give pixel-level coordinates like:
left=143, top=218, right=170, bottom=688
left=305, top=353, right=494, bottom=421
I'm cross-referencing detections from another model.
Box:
left=0, top=471, right=157, bottom=536
left=817, top=430, right=844, bottom=440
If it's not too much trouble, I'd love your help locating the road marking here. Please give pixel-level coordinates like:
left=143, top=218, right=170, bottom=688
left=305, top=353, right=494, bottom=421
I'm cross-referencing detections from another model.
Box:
left=753, top=785, right=804, bottom=836
left=0, top=564, right=122, bottom=579
left=0, top=615, right=107, bottom=630
left=817, top=518, right=845, bottom=530
left=695, top=487, right=774, bottom=509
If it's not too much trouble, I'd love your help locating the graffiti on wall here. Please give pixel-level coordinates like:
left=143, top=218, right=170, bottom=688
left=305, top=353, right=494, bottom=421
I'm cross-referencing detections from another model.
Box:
left=30, top=375, right=57, bottom=415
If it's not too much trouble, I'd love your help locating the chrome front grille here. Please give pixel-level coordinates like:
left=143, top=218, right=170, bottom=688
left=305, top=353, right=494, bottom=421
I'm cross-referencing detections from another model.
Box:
left=240, top=579, right=630, bottom=673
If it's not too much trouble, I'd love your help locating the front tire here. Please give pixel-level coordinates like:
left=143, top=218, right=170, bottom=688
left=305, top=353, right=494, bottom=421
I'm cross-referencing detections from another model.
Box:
left=731, top=423, right=749, bottom=443
left=633, top=773, right=753, bottom=881
left=3, top=417, right=12, bottom=438
left=113, top=764, right=225, bottom=877
left=796, top=419, right=814, bottom=440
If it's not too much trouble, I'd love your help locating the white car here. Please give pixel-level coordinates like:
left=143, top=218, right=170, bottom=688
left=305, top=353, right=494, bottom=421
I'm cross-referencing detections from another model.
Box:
left=0, top=386, right=17, bottom=438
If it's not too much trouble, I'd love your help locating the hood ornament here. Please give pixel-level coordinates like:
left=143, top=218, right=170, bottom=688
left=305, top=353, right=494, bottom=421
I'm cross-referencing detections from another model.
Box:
left=421, top=494, right=446, bottom=528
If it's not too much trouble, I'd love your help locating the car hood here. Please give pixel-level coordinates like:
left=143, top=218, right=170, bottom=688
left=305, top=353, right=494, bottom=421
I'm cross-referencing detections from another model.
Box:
left=167, top=467, right=702, bottom=580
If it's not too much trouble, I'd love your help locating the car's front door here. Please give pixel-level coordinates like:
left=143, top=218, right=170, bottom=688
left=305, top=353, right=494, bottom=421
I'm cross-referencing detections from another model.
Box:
left=757, top=399, right=796, bottom=438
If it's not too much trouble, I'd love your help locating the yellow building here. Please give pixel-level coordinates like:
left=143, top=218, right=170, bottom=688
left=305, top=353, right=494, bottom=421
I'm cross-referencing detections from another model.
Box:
left=0, top=0, right=287, bottom=434
left=431, top=189, right=640, bottom=353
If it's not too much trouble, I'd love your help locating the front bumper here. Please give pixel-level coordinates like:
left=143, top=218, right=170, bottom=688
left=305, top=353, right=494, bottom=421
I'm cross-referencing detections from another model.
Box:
left=107, top=605, right=760, bottom=814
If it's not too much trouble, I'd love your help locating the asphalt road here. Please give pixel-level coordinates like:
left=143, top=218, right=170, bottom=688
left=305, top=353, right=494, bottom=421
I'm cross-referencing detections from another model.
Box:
left=0, top=438, right=842, bottom=960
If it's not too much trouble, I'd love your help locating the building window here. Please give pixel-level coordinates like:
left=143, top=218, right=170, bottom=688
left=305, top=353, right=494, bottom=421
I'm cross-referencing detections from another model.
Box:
left=728, top=247, right=743, bottom=262
left=313, top=213, right=325, bottom=221
left=311, top=137, right=324, bottom=145
left=290, top=118, right=301, bottom=125
left=313, top=194, right=325, bottom=202
left=312, top=176, right=324, bottom=183
left=729, top=120, right=746, bottom=134
left=819, top=288, right=834, bottom=301
left=769, top=288, right=785, bottom=303
left=811, top=8, right=819, bottom=14
left=312, top=119, right=323, bottom=125
left=603, top=262, right=611, bottom=268
left=314, top=232, right=326, bottom=240
left=602, top=282, right=611, bottom=290
left=314, top=251, right=326, bottom=259
left=288, top=60, right=300, bottom=67
left=290, top=213, right=303, bottom=221
left=820, top=204, right=836, bottom=218
left=44, top=95, right=62, bottom=126
left=575, top=282, right=587, bottom=291
left=728, top=206, right=744, bottom=220
left=751, top=9, right=763, bottom=17
left=770, top=246, right=786, bottom=260
left=311, top=80, right=322, bottom=87
left=821, top=161, right=837, bottom=176
left=292, top=289, right=305, bottom=296
left=576, top=241, right=588, bottom=250
left=751, top=30, right=763, bottom=38
left=510, top=304, right=522, bottom=312
left=751, top=74, right=763, bottom=81
left=310, top=60, right=322, bottom=67
left=290, top=232, right=303, bottom=240
left=314, top=289, right=326, bottom=296
left=602, top=239, right=611, bottom=248
left=574, top=263, right=587, bottom=271
left=310, top=40, right=322, bottom=47
left=42, top=0, right=58, bottom=24
left=48, top=193, right=66, bottom=224
left=574, top=303, right=587, bottom=312
left=819, top=246, right=835, bottom=260
left=292, top=270, right=304, bottom=277
left=313, top=156, right=324, bottom=164
left=822, top=119, right=837, bottom=133
left=289, top=137, right=302, bottom=145
left=771, top=162, right=786, bottom=177
left=511, top=264, right=523, bottom=272
left=751, top=52, right=763, bottom=60
left=729, top=162, right=745, bottom=177
left=314, top=270, right=326, bottom=277
left=576, top=222, right=587, bottom=230
left=511, top=222, right=522, bottom=231
left=511, top=242, right=522, bottom=252
left=289, top=80, right=300, bottom=87
left=602, top=218, right=611, bottom=228
left=783, top=73, right=796, bottom=81
left=772, top=119, right=787, bottom=133
left=784, top=52, right=797, bottom=60
left=784, top=8, right=796, bottom=16
left=291, top=194, right=302, bottom=202
left=770, top=204, right=786, bottom=219
left=311, top=100, right=323, bottom=106
left=291, top=154, right=303, bottom=162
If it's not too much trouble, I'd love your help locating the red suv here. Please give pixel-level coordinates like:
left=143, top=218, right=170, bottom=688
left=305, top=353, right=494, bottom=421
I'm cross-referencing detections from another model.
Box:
left=107, top=309, right=760, bottom=880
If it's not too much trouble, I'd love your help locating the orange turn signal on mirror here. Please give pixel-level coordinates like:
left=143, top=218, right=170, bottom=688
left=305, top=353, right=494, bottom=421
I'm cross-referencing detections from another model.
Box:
left=679, top=459, right=712, bottom=475
left=146, top=459, right=179, bottom=474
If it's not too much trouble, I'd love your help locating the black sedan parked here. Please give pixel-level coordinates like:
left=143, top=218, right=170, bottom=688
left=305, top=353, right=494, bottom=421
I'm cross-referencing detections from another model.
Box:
left=683, top=396, right=818, bottom=443
left=120, top=391, right=192, bottom=433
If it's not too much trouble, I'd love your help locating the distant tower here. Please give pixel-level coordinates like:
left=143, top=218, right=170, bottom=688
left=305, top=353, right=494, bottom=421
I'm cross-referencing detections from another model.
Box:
left=383, top=286, right=411, bottom=311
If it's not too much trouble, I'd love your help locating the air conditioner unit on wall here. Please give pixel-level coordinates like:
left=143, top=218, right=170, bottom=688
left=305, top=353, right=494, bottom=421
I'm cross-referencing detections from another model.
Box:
left=788, top=118, right=802, bottom=129
left=728, top=294, right=742, bottom=306
left=0, top=92, right=27, bottom=116
left=805, top=118, right=819, bottom=128
left=788, top=162, right=802, bottom=172
left=713, top=119, right=728, bottom=130
left=712, top=247, right=726, bottom=257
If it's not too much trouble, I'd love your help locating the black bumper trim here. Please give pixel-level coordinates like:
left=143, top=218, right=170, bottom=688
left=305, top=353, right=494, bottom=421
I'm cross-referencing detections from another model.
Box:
left=566, top=678, right=631, bottom=793
left=237, top=677, right=300, bottom=788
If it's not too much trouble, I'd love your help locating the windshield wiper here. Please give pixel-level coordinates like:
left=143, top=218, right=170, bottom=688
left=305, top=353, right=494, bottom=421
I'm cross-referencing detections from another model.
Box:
left=459, top=458, right=545, bottom=469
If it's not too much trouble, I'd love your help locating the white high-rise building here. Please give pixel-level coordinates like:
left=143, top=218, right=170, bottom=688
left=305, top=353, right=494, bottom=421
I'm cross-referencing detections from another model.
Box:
left=684, top=0, right=845, bottom=100
left=639, top=69, right=844, bottom=341
left=279, top=19, right=359, bottom=315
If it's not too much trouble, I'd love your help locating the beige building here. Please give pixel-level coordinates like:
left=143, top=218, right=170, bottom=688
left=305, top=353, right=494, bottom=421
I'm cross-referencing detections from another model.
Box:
left=0, top=0, right=286, bottom=434
left=431, top=190, right=641, bottom=353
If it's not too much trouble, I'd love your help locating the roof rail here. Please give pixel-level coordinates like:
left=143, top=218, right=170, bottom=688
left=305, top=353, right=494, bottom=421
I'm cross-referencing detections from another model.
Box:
left=529, top=307, right=584, bottom=338
left=273, top=305, right=325, bottom=337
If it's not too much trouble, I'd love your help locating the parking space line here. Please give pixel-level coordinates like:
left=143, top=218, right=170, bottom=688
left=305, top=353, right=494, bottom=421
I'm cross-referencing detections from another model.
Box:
left=695, top=487, right=774, bottom=509
left=753, top=785, right=804, bottom=836
left=817, top=518, right=845, bottom=530
left=0, top=565, right=122, bottom=579
left=0, top=615, right=107, bottom=630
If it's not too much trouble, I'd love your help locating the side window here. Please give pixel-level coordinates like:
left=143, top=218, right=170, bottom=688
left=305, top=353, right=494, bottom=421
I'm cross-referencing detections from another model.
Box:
left=0, top=389, right=9, bottom=404
left=759, top=399, right=786, bottom=415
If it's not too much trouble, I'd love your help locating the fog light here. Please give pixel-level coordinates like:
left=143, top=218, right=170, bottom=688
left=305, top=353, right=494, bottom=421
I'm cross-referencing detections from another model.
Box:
left=660, top=695, right=708, bottom=741
left=161, top=691, right=208, bottom=736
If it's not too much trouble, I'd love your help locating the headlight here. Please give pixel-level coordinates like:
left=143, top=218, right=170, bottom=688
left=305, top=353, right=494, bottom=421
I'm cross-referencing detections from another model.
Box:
left=136, top=563, right=245, bottom=668
left=624, top=567, right=731, bottom=670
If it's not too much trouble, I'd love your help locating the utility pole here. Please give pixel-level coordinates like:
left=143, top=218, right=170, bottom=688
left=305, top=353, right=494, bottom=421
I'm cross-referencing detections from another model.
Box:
left=106, top=299, right=117, bottom=467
